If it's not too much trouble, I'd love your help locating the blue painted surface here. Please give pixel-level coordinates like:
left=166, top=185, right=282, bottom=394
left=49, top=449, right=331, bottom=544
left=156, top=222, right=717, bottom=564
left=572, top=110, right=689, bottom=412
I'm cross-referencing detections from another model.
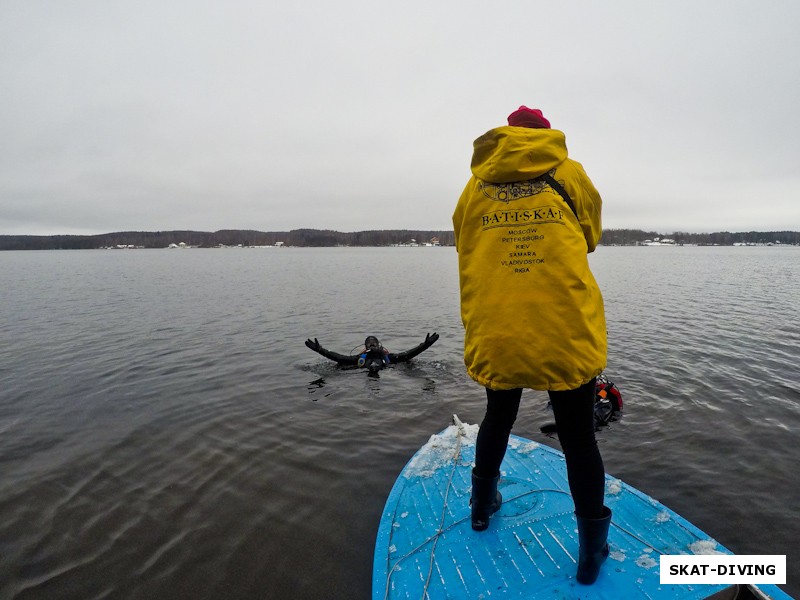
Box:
left=373, top=420, right=792, bottom=600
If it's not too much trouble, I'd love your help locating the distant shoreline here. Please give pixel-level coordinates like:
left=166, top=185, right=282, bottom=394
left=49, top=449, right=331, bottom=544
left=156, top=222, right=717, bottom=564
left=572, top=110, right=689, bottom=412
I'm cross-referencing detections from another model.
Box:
left=1, top=228, right=799, bottom=250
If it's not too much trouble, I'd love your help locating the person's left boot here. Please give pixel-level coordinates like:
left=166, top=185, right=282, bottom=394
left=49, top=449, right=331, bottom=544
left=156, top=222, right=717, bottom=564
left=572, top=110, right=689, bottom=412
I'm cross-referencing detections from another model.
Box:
left=575, top=506, right=612, bottom=584
left=470, top=469, right=502, bottom=531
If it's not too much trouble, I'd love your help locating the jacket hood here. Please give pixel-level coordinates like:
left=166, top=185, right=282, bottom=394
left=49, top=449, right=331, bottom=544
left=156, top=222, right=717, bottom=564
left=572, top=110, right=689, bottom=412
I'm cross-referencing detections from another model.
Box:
left=471, top=126, right=568, bottom=184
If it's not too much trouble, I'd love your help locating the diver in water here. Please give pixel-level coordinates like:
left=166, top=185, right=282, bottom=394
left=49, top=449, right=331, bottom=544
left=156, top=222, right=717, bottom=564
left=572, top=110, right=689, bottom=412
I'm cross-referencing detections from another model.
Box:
left=305, top=333, right=439, bottom=373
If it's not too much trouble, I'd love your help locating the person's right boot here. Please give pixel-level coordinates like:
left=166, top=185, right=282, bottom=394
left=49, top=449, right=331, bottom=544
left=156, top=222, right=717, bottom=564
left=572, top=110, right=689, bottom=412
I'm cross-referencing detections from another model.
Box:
left=576, top=506, right=612, bottom=584
left=470, top=469, right=502, bottom=531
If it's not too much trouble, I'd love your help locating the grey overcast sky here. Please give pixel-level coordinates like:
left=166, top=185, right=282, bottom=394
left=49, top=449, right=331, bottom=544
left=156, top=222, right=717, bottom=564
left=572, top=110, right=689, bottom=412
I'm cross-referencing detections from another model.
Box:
left=2, top=0, right=799, bottom=235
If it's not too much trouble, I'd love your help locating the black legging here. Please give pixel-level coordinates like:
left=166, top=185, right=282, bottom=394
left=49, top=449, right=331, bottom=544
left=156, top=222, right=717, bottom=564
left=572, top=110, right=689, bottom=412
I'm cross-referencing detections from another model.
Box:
left=474, top=379, right=605, bottom=519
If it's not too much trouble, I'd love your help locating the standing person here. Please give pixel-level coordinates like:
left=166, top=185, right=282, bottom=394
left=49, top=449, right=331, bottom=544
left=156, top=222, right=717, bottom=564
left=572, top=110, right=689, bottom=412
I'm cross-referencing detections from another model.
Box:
left=452, top=106, right=610, bottom=585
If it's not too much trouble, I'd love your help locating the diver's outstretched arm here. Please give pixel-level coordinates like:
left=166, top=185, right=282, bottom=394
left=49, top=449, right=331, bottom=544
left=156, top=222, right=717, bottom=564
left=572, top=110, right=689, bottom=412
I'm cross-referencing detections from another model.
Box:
left=305, top=338, right=359, bottom=365
left=389, top=332, right=439, bottom=363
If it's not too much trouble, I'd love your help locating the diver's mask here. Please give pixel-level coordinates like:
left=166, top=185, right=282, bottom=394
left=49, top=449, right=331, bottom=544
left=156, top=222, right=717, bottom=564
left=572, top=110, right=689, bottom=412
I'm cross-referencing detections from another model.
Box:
left=364, top=336, right=382, bottom=352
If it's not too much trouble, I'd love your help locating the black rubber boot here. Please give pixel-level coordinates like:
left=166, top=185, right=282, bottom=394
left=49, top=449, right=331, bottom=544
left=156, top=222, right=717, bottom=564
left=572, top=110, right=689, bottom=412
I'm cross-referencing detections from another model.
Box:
left=576, top=507, right=612, bottom=584
left=470, top=469, right=502, bottom=531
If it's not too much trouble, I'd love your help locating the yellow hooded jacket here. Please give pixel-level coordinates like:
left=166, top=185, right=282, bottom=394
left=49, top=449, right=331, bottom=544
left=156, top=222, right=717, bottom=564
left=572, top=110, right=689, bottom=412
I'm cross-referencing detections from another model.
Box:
left=453, top=126, right=606, bottom=391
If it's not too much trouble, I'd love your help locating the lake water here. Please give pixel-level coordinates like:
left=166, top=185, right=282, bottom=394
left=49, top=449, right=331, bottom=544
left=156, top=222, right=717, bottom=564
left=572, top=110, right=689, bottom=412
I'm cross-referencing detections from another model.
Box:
left=0, top=246, right=798, bottom=599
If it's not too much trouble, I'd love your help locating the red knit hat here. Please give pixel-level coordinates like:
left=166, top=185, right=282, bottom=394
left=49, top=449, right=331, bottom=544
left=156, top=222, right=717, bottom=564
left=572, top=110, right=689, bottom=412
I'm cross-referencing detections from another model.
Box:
left=507, top=106, right=551, bottom=129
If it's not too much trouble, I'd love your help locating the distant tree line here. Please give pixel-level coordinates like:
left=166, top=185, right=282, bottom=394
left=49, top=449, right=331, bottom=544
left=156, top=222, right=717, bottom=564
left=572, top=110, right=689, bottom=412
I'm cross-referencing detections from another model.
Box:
left=2, top=228, right=799, bottom=251
left=600, top=229, right=800, bottom=246
left=0, top=229, right=456, bottom=250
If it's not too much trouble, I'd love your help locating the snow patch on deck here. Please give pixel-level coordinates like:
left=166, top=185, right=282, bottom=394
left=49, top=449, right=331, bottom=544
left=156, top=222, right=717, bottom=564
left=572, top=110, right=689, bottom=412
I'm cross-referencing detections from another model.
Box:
left=403, top=423, right=479, bottom=478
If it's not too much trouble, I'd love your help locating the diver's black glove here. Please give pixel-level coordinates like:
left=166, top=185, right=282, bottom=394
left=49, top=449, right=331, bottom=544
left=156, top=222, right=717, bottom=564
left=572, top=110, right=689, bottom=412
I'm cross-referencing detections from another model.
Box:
left=424, top=332, right=439, bottom=347
left=305, top=338, right=322, bottom=353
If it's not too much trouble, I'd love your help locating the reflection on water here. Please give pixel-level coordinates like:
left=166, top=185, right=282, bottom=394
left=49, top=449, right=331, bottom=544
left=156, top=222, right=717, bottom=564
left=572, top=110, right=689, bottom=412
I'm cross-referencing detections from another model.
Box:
left=0, top=246, right=798, bottom=599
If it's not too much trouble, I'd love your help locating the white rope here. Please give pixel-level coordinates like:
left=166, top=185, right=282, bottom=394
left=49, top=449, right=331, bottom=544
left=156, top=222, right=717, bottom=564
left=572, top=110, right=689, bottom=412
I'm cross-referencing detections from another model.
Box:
left=419, top=415, right=466, bottom=599
left=382, top=416, right=466, bottom=600
left=382, top=489, right=575, bottom=599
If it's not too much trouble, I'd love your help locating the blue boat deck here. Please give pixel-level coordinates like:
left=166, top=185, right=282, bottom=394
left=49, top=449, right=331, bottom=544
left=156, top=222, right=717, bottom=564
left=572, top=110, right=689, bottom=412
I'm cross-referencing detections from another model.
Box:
left=373, top=420, right=791, bottom=600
